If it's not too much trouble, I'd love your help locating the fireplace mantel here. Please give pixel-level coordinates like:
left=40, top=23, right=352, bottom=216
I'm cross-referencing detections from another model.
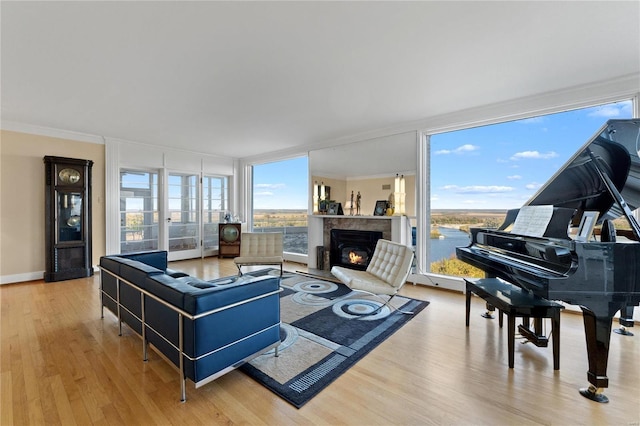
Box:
left=307, top=215, right=411, bottom=270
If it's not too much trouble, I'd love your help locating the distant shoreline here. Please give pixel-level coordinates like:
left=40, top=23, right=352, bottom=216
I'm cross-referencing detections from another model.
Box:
left=254, top=209, right=507, bottom=214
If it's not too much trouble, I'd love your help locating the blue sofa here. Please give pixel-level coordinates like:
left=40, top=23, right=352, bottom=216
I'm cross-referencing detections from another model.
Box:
left=99, top=250, right=281, bottom=401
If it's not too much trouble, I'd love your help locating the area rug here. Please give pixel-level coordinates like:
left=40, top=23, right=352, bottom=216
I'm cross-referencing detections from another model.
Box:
left=239, top=269, right=429, bottom=408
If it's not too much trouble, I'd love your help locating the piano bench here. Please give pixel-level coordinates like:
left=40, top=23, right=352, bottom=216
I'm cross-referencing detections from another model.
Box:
left=464, top=278, right=564, bottom=370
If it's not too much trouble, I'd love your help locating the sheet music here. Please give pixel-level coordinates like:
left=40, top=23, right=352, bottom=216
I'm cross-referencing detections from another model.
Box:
left=511, top=205, right=554, bottom=237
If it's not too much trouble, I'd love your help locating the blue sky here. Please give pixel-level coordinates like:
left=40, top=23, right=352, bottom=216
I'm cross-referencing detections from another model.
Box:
left=253, top=156, right=309, bottom=209
left=252, top=100, right=633, bottom=211
left=430, top=100, right=633, bottom=210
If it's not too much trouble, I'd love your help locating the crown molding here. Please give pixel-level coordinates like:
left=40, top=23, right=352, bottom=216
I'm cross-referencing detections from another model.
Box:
left=1, top=121, right=105, bottom=144
left=419, top=73, right=640, bottom=135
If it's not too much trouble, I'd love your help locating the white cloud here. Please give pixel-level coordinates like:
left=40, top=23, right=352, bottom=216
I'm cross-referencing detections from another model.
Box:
left=434, top=144, right=479, bottom=155
left=510, top=150, right=558, bottom=160
left=441, top=184, right=514, bottom=194
left=525, top=182, right=542, bottom=190
left=507, top=175, right=522, bottom=180
left=456, top=144, right=478, bottom=153
left=255, top=183, right=285, bottom=190
left=588, top=105, right=622, bottom=118
left=254, top=191, right=274, bottom=197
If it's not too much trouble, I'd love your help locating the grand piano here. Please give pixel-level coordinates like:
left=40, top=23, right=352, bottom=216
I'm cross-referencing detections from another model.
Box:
left=456, top=119, right=640, bottom=403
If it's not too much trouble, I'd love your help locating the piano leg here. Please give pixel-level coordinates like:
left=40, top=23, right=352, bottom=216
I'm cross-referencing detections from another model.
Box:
left=481, top=275, right=496, bottom=319
left=481, top=302, right=495, bottom=319
left=613, top=304, right=635, bottom=336
left=579, top=307, right=612, bottom=403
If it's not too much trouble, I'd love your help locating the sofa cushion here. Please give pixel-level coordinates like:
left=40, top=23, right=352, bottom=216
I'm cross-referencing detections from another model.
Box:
left=143, top=273, right=280, bottom=315
left=100, top=256, right=124, bottom=275
left=208, top=275, right=263, bottom=286
left=100, top=253, right=168, bottom=283
left=102, top=251, right=281, bottom=316
left=166, top=268, right=190, bottom=278
left=118, top=258, right=164, bottom=288
left=184, top=275, right=281, bottom=315
left=177, top=276, right=219, bottom=289
left=119, top=250, right=168, bottom=271
left=144, top=274, right=191, bottom=309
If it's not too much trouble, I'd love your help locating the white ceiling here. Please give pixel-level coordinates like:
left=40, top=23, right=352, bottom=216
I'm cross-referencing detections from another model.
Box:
left=2, top=1, right=639, bottom=160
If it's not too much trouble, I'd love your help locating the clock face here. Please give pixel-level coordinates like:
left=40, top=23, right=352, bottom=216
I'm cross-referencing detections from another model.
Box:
left=221, top=225, right=240, bottom=242
left=58, top=168, right=81, bottom=184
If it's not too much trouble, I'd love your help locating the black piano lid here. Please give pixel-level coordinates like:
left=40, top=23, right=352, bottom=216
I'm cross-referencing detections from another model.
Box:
left=525, top=119, right=640, bottom=224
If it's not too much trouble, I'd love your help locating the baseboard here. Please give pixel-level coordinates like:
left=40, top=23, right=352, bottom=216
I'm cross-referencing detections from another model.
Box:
left=0, top=265, right=99, bottom=285
left=283, top=252, right=307, bottom=264
left=409, top=272, right=464, bottom=292
left=0, top=271, right=45, bottom=285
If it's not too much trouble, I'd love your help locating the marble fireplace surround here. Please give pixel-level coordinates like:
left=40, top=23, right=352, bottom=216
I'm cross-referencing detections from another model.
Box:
left=307, top=215, right=411, bottom=270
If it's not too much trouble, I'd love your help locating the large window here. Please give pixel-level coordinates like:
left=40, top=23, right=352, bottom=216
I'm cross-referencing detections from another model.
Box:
left=119, top=169, right=230, bottom=258
left=203, top=175, right=229, bottom=253
left=252, top=156, right=309, bottom=255
left=119, top=170, right=159, bottom=253
left=428, top=99, right=633, bottom=277
left=166, top=172, right=200, bottom=259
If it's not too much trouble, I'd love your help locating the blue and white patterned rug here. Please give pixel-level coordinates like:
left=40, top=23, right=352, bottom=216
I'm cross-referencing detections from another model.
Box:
left=239, top=269, right=429, bottom=408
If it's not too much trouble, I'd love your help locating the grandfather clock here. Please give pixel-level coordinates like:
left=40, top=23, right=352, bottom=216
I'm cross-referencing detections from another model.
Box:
left=44, top=156, right=94, bottom=282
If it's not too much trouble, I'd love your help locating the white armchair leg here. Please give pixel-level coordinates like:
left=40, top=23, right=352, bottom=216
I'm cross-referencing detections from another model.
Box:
left=348, top=289, right=414, bottom=315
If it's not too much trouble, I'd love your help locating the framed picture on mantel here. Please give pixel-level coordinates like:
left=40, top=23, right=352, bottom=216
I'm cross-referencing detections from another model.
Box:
left=373, top=200, right=387, bottom=216
left=328, top=202, right=343, bottom=215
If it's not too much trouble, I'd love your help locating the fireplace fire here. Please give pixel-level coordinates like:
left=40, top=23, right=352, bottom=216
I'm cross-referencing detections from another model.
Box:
left=348, top=251, right=364, bottom=265
left=330, top=229, right=383, bottom=271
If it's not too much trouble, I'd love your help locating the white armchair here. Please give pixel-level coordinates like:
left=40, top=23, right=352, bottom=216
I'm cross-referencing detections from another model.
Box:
left=234, top=232, right=284, bottom=276
left=331, top=238, right=414, bottom=314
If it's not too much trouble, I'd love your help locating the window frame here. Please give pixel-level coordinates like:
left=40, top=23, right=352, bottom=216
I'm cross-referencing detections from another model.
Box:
left=411, top=94, right=639, bottom=291
left=246, top=154, right=310, bottom=263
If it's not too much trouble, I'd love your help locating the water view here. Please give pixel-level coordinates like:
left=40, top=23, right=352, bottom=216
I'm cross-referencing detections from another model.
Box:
left=254, top=208, right=503, bottom=261
left=262, top=224, right=472, bottom=262
left=429, top=226, right=471, bottom=262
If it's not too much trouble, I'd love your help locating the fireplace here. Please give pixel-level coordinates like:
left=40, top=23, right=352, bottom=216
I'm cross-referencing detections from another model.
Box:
left=330, top=229, right=383, bottom=271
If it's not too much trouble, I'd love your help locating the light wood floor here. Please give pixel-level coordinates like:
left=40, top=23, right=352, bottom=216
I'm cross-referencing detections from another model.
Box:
left=2, top=257, right=639, bottom=425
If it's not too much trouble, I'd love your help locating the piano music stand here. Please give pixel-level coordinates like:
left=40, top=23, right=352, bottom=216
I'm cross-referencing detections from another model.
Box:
left=465, top=278, right=564, bottom=370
